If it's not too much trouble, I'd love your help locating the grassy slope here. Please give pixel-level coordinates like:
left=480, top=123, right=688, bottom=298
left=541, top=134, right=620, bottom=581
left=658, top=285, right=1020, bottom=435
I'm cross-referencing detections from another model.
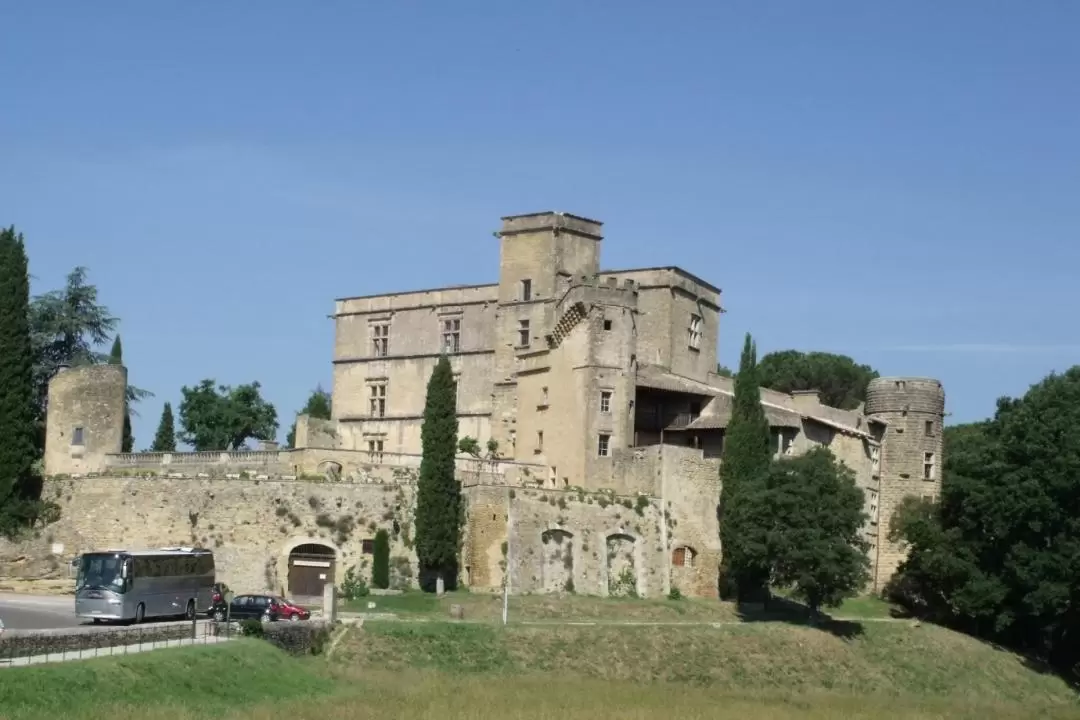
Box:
left=341, top=590, right=899, bottom=623
left=2, top=618, right=1077, bottom=720
left=0, top=640, right=335, bottom=720
left=341, top=622, right=1075, bottom=704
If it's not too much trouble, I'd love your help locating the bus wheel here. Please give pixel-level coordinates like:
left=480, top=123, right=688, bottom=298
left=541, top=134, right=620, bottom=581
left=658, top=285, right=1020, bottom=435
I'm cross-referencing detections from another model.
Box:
left=134, top=603, right=145, bottom=624
left=185, top=600, right=196, bottom=621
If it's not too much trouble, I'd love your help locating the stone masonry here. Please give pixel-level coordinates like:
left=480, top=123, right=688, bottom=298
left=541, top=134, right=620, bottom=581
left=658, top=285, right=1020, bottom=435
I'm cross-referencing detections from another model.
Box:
left=9, top=210, right=946, bottom=599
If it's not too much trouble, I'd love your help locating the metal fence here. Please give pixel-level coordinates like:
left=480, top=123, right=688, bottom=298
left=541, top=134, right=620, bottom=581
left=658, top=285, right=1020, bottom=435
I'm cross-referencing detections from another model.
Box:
left=0, top=619, right=237, bottom=668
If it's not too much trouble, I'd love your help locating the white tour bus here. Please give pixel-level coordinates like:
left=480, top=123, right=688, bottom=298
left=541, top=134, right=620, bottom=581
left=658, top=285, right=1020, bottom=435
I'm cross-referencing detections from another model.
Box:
left=73, top=547, right=216, bottom=624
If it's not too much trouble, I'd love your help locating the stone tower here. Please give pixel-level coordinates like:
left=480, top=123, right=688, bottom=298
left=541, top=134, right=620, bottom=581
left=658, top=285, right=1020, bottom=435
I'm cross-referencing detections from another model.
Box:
left=864, top=376, right=946, bottom=590
left=44, top=364, right=127, bottom=477
left=490, top=212, right=604, bottom=453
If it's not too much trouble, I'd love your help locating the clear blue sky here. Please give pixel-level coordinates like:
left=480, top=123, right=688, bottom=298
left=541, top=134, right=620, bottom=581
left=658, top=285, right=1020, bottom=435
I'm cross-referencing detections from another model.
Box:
left=2, top=2, right=1077, bottom=447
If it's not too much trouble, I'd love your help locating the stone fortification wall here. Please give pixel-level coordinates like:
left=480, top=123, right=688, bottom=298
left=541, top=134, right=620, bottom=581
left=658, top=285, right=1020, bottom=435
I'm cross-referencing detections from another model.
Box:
left=7, top=475, right=419, bottom=596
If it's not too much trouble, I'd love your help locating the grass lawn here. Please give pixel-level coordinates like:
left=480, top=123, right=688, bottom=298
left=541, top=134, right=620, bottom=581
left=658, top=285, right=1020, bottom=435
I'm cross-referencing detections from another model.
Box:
left=2, top=608, right=1077, bottom=719
left=340, top=589, right=902, bottom=623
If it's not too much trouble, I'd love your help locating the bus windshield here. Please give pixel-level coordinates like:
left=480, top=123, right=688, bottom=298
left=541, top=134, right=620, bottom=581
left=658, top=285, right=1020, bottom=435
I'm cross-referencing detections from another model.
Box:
left=76, top=553, right=127, bottom=593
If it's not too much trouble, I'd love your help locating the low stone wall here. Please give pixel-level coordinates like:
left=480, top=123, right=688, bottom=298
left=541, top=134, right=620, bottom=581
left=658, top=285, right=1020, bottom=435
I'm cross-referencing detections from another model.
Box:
left=0, top=623, right=194, bottom=660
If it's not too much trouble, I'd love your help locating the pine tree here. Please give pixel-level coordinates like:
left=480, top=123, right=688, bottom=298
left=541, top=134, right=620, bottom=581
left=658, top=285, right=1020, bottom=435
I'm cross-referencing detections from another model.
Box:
left=151, top=402, right=177, bottom=452
left=414, top=355, right=460, bottom=592
left=109, top=335, right=134, bottom=452
left=718, top=333, right=774, bottom=603
left=372, top=529, right=391, bottom=590
left=0, top=227, right=39, bottom=535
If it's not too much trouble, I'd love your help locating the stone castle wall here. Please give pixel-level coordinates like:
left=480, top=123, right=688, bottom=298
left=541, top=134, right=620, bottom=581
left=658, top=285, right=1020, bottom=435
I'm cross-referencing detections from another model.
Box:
left=3, top=470, right=694, bottom=600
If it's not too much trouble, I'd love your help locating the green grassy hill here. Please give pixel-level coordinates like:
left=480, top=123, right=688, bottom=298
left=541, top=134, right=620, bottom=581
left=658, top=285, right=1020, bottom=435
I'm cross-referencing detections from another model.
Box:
left=1, top=618, right=1077, bottom=720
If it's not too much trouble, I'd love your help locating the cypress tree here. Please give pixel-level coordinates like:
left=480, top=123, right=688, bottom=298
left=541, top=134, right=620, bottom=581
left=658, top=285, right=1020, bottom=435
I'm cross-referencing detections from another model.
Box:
left=0, top=227, right=39, bottom=534
left=109, top=336, right=134, bottom=452
left=718, top=333, right=774, bottom=603
left=372, top=529, right=391, bottom=590
left=151, top=402, right=177, bottom=452
left=414, top=355, right=460, bottom=592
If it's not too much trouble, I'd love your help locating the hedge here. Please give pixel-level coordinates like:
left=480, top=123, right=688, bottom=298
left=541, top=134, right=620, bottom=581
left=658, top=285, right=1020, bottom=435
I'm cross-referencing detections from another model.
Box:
left=260, top=620, right=334, bottom=656
left=0, top=623, right=194, bottom=660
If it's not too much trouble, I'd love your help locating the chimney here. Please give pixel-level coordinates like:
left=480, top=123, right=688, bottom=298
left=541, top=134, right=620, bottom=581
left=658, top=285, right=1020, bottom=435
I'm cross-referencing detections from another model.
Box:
left=790, top=389, right=822, bottom=411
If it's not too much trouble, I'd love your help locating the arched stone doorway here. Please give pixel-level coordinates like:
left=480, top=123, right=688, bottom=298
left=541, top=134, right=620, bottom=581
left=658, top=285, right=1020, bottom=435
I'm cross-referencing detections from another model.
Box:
left=540, top=528, right=574, bottom=593
left=287, top=543, right=336, bottom=599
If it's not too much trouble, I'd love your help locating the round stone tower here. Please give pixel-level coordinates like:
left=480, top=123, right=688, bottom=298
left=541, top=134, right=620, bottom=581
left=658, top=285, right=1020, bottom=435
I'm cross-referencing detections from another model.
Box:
left=44, top=364, right=128, bottom=477
left=864, top=377, right=946, bottom=590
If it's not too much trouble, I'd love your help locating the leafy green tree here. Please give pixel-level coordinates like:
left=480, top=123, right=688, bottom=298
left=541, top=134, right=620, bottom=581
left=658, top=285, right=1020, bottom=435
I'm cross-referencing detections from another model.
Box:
left=178, top=380, right=278, bottom=451
left=414, top=356, right=461, bottom=592
left=889, top=368, right=1080, bottom=673
left=764, top=447, right=870, bottom=613
left=372, top=529, right=391, bottom=590
left=718, top=333, right=773, bottom=602
left=715, top=364, right=733, bottom=378
left=284, top=385, right=332, bottom=448
left=757, top=350, right=879, bottom=410
left=109, top=336, right=134, bottom=452
left=0, top=228, right=43, bottom=536
left=151, top=402, right=177, bottom=452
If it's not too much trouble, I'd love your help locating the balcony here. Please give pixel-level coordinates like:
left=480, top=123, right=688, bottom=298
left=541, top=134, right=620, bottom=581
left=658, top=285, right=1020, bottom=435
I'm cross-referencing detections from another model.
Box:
left=634, top=409, right=700, bottom=432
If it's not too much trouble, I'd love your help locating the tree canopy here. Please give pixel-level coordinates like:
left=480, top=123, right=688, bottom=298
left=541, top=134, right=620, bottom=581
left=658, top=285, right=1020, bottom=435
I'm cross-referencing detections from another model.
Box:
left=151, top=402, right=177, bottom=452
left=888, top=368, right=1080, bottom=674
left=178, top=380, right=279, bottom=451
left=109, top=336, right=134, bottom=452
left=718, top=333, right=773, bottom=602
left=414, top=355, right=461, bottom=592
left=0, top=227, right=43, bottom=536
left=285, top=385, right=332, bottom=448
left=765, top=447, right=870, bottom=612
left=757, top=350, right=879, bottom=410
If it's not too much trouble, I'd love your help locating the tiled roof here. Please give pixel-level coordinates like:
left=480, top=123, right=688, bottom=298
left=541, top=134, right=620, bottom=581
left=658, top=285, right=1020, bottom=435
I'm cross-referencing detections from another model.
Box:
left=635, top=364, right=874, bottom=438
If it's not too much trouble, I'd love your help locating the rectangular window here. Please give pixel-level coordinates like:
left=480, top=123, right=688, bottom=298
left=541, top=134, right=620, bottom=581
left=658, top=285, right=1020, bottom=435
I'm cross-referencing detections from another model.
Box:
left=923, top=452, right=935, bottom=480
left=924, top=420, right=934, bottom=436
left=368, top=382, right=387, bottom=418
left=536, top=430, right=543, bottom=452
left=518, top=319, right=530, bottom=347
left=540, top=386, right=549, bottom=405
left=367, top=439, right=384, bottom=461
left=688, top=314, right=702, bottom=350
left=603, top=318, right=612, bottom=331
left=600, top=391, right=612, bottom=413
left=870, top=444, right=880, bottom=476
left=520, top=279, right=532, bottom=301
left=361, top=539, right=374, bottom=554
left=371, top=323, right=389, bottom=357
left=72, top=427, right=85, bottom=446
left=442, top=318, right=461, bottom=354
left=868, top=489, right=879, bottom=524
left=598, top=433, right=611, bottom=457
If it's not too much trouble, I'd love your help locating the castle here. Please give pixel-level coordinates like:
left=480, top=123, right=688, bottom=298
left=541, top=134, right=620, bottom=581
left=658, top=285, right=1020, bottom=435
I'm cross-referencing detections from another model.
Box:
left=30, top=211, right=945, bottom=601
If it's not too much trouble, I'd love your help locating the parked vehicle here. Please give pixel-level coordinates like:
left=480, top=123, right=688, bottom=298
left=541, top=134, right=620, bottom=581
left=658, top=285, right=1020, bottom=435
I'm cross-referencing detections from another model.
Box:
left=74, top=546, right=215, bottom=624
left=211, top=593, right=311, bottom=622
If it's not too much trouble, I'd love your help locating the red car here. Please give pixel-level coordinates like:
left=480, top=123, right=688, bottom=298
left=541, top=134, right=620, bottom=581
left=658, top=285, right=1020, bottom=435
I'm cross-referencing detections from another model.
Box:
left=272, top=596, right=311, bottom=622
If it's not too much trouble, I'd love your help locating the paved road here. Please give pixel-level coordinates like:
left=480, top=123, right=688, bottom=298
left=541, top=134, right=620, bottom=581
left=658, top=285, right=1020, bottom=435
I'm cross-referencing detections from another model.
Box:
left=0, top=594, right=82, bottom=630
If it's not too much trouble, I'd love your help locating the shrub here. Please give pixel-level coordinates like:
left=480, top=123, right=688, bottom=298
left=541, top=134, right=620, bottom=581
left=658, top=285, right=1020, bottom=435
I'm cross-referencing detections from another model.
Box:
left=340, top=565, right=369, bottom=600
left=372, top=529, right=391, bottom=589
left=668, top=587, right=683, bottom=601
left=262, top=621, right=333, bottom=656
left=239, top=619, right=264, bottom=637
